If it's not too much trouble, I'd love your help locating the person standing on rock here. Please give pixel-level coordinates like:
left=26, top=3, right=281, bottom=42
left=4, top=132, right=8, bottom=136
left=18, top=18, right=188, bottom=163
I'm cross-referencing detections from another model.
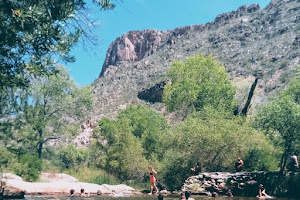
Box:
left=148, top=166, right=158, bottom=194
left=190, top=161, right=202, bottom=175
left=289, top=154, right=298, bottom=171
left=234, top=157, right=244, bottom=172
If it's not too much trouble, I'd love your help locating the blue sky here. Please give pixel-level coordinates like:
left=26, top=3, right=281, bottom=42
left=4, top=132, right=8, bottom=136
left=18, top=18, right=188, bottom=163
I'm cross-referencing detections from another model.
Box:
left=67, top=0, right=271, bottom=86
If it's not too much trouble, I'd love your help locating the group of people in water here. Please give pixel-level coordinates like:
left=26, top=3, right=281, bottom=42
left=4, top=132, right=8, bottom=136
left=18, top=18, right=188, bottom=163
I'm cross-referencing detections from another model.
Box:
left=69, top=188, right=104, bottom=197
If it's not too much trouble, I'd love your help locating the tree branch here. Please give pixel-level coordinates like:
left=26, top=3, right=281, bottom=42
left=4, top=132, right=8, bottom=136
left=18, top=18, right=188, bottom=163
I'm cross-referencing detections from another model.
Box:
left=46, top=108, right=62, bottom=117
left=42, top=137, right=60, bottom=145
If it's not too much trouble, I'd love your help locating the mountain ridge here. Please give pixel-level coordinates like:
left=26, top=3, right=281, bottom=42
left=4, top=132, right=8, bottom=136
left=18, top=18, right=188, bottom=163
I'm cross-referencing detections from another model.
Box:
left=91, top=0, right=300, bottom=121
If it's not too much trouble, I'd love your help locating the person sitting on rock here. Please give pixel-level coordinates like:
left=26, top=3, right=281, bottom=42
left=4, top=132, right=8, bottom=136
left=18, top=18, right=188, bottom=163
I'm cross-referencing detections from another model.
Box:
left=289, top=154, right=298, bottom=172
left=257, top=184, right=273, bottom=198
left=234, top=157, right=244, bottom=172
left=190, top=161, right=202, bottom=175
left=226, top=189, right=233, bottom=197
left=184, top=191, right=195, bottom=200
left=212, top=192, right=219, bottom=197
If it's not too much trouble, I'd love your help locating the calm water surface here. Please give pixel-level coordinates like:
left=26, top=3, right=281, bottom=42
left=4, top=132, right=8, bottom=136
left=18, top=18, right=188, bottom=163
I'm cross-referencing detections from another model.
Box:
left=24, top=195, right=296, bottom=200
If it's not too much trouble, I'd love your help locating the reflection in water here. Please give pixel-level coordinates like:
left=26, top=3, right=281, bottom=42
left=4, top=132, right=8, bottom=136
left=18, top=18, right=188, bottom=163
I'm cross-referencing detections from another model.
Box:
left=24, top=195, right=294, bottom=200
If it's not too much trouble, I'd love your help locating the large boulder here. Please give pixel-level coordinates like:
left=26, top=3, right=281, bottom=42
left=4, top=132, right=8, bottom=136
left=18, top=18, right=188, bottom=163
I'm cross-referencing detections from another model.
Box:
left=1, top=173, right=137, bottom=196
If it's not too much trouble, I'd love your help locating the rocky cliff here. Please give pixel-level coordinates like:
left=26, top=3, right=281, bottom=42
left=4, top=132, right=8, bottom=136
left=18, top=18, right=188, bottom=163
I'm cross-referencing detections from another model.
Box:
left=91, top=0, right=300, bottom=120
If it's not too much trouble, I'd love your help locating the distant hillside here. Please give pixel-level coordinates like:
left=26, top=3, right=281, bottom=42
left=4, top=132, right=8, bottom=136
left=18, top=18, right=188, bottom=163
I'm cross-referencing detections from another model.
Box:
left=91, top=0, right=300, bottom=121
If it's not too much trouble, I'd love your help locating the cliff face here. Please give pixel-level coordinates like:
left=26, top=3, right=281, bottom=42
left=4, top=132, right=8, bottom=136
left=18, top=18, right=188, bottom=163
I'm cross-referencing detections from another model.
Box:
left=92, top=0, right=300, bottom=120
left=100, top=30, right=167, bottom=76
left=100, top=4, right=261, bottom=77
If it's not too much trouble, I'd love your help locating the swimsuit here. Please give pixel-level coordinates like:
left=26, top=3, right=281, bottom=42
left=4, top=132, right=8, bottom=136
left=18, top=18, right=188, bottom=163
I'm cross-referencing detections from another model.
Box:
left=150, top=172, right=156, bottom=182
left=235, top=161, right=243, bottom=172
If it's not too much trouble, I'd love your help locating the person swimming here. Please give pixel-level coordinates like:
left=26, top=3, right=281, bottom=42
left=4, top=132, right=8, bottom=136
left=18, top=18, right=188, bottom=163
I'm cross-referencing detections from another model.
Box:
left=157, top=194, right=164, bottom=200
left=69, top=189, right=75, bottom=197
left=148, top=166, right=159, bottom=194
left=180, top=192, right=186, bottom=200
left=184, top=191, right=195, bottom=200
left=80, top=188, right=85, bottom=197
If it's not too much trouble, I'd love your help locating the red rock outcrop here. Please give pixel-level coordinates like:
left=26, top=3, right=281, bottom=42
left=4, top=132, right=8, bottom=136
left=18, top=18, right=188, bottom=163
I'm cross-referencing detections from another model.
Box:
left=100, top=29, right=168, bottom=76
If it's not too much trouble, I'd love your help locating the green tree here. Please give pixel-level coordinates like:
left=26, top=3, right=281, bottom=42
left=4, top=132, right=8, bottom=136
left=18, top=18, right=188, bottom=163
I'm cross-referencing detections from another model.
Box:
left=255, top=67, right=300, bottom=172
left=163, top=54, right=236, bottom=113
left=0, top=0, right=116, bottom=118
left=93, top=105, right=168, bottom=180
left=255, top=96, right=300, bottom=172
left=161, top=108, right=276, bottom=190
left=116, top=105, right=168, bottom=160
left=0, top=0, right=115, bottom=89
left=17, top=66, right=94, bottom=158
left=98, top=117, right=148, bottom=180
left=59, top=144, right=89, bottom=170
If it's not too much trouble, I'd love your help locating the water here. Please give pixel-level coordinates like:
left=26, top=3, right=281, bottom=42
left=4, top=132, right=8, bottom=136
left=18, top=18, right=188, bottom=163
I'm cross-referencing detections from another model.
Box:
left=24, top=195, right=296, bottom=200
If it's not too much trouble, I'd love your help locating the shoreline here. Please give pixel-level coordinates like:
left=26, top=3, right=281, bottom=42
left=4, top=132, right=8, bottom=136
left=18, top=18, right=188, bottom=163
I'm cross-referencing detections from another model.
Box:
left=1, top=173, right=140, bottom=199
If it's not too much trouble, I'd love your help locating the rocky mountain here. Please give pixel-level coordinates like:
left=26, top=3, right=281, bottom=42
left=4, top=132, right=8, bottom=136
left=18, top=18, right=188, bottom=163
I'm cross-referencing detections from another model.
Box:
left=91, top=0, right=300, bottom=121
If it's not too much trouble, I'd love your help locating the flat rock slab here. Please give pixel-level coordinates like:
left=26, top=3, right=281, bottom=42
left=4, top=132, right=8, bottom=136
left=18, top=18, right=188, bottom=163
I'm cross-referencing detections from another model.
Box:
left=1, top=173, right=137, bottom=196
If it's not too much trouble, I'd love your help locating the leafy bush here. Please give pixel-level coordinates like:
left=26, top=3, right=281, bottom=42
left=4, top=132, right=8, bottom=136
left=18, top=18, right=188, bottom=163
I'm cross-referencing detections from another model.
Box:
left=59, top=144, right=89, bottom=170
left=244, top=148, right=279, bottom=171
left=13, top=154, right=43, bottom=182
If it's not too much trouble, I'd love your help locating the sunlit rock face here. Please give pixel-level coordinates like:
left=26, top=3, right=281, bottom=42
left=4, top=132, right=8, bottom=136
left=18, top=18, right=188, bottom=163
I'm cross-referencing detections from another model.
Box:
left=92, top=0, right=300, bottom=121
left=100, top=30, right=167, bottom=76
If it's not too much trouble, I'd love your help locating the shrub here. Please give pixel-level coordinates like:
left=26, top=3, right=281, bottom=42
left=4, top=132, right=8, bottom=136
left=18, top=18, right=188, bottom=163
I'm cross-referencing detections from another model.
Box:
left=13, top=154, right=42, bottom=182
left=59, top=144, right=89, bottom=170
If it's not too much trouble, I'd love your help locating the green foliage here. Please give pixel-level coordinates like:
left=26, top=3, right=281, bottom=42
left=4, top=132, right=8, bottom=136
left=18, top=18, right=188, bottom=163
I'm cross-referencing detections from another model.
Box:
left=94, top=105, right=168, bottom=180
left=244, top=148, right=278, bottom=171
left=0, top=145, right=17, bottom=171
left=59, top=144, right=89, bottom=170
left=163, top=54, right=236, bottom=113
left=21, top=65, right=93, bottom=158
left=255, top=96, right=300, bottom=171
left=0, top=0, right=115, bottom=90
left=254, top=67, right=300, bottom=171
left=98, top=117, right=148, bottom=180
left=13, top=154, right=43, bottom=182
left=116, top=105, right=168, bottom=159
left=64, top=166, right=121, bottom=185
left=160, top=150, right=192, bottom=191
left=160, top=108, right=276, bottom=190
left=281, top=66, right=300, bottom=104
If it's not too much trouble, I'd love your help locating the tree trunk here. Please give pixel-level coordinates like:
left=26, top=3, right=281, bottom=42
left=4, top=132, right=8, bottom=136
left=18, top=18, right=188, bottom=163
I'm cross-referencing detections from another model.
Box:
left=38, top=129, right=43, bottom=159
left=280, top=141, right=292, bottom=173
left=241, top=78, right=258, bottom=116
